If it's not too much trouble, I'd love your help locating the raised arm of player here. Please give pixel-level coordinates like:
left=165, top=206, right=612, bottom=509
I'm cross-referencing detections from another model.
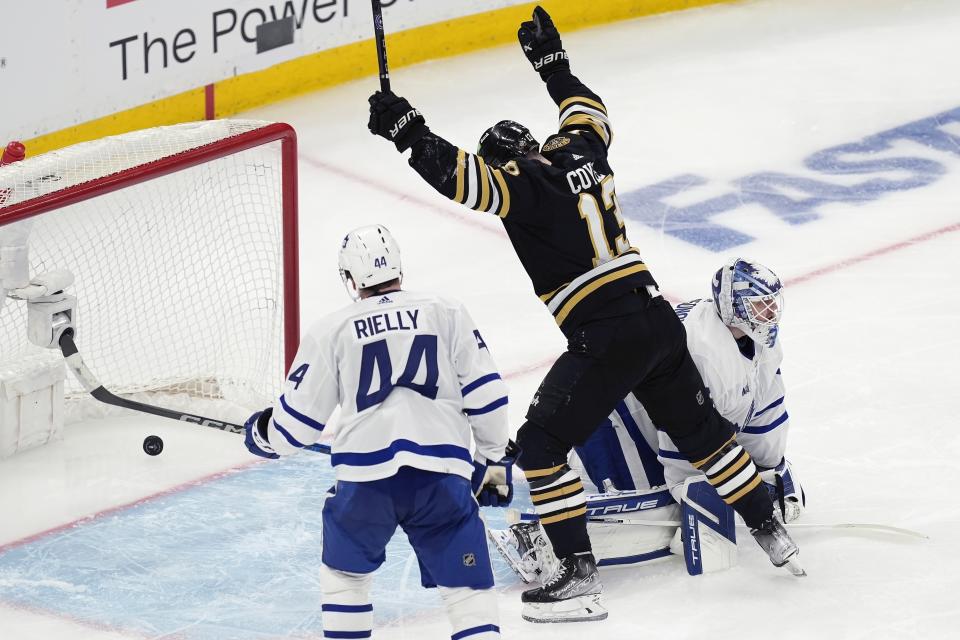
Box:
left=367, top=91, right=541, bottom=220
left=518, top=6, right=613, bottom=150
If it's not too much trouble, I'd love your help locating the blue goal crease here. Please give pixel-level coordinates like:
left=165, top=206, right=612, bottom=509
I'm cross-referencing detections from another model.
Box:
left=0, top=455, right=527, bottom=640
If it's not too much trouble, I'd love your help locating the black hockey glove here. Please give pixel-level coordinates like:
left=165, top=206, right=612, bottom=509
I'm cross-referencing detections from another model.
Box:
left=517, top=6, right=570, bottom=80
left=367, top=91, right=430, bottom=152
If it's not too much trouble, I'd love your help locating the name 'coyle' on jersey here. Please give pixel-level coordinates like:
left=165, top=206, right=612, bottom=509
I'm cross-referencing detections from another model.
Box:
left=408, top=70, right=657, bottom=335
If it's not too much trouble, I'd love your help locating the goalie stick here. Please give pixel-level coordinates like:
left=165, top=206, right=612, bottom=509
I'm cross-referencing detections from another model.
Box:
left=371, top=0, right=391, bottom=91
left=586, top=515, right=928, bottom=540
left=58, top=330, right=330, bottom=455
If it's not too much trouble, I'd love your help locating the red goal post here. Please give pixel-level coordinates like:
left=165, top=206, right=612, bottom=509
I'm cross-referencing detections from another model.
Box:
left=0, top=121, right=299, bottom=419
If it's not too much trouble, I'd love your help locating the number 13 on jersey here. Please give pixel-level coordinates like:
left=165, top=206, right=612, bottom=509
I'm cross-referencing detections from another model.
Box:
left=578, top=176, right=630, bottom=267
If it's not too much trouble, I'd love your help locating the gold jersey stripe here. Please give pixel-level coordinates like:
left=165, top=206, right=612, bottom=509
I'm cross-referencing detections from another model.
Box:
left=476, top=157, right=491, bottom=212
left=492, top=169, right=511, bottom=218
left=539, top=281, right=570, bottom=303
left=724, top=474, right=763, bottom=505
left=708, top=450, right=750, bottom=485
left=561, top=114, right=610, bottom=145
left=454, top=149, right=467, bottom=204
left=539, top=506, right=587, bottom=525
left=558, top=95, right=607, bottom=115
left=692, top=435, right=737, bottom=469
left=524, top=464, right=566, bottom=479
left=554, top=263, right=649, bottom=326
left=531, top=481, right=583, bottom=503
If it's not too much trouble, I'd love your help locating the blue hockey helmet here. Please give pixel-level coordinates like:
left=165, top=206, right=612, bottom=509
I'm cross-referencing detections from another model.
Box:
left=711, top=258, right=784, bottom=348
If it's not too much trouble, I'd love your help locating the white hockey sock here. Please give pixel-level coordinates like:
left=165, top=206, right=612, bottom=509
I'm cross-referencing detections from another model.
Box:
left=440, top=586, right=500, bottom=639
left=320, top=564, right=374, bottom=639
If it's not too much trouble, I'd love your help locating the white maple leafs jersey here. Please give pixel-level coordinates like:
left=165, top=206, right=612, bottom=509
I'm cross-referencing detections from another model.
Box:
left=589, top=298, right=790, bottom=499
left=265, top=290, right=510, bottom=482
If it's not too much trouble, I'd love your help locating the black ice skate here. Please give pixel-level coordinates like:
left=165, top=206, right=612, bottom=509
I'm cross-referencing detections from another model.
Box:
left=521, top=552, right=607, bottom=623
left=488, top=521, right=556, bottom=583
left=751, top=514, right=806, bottom=577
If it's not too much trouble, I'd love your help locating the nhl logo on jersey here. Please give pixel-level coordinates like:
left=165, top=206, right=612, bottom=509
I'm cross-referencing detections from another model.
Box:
left=542, top=136, right=571, bottom=153
left=463, top=553, right=477, bottom=567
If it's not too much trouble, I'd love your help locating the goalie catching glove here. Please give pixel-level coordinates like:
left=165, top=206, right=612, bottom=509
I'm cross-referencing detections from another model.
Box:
left=367, top=91, right=430, bottom=152
left=244, top=407, right=278, bottom=459
left=517, top=6, right=570, bottom=80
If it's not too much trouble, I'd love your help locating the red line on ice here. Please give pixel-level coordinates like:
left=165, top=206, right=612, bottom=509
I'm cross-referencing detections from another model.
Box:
left=785, top=221, right=960, bottom=287
left=0, top=460, right=261, bottom=555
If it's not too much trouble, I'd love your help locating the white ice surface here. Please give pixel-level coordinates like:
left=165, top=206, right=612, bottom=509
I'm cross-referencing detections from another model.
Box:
left=2, top=0, right=960, bottom=637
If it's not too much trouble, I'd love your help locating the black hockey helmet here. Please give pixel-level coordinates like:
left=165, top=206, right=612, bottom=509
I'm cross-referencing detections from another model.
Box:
left=477, top=120, right=540, bottom=167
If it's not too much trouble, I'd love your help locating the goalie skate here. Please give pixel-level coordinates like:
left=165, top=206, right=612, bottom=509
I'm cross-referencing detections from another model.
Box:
left=751, top=514, right=806, bottom=577
left=488, top=521, right=554, bottom=583
left=521, top=553, right=607, bottom=623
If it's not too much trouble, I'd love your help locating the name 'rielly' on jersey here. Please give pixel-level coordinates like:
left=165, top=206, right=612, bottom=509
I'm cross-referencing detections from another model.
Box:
left=409, top=70, right=658, bottom=335
left=265, top=290, right=510, bottom=483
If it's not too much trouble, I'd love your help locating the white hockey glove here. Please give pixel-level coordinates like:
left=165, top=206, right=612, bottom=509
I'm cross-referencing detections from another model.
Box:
left=471, top=456, right=515, bottom=507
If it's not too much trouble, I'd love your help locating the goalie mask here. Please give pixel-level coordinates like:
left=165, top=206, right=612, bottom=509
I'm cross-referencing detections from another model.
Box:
left=477, top=120, right=540, bottom=167
left=711, top=258, right=784, bottom=348
left=338, top=225, right=402, bottom=300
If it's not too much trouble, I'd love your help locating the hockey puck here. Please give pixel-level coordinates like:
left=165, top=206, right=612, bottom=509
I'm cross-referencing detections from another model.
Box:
left=143, top=435, right=164, bottom=456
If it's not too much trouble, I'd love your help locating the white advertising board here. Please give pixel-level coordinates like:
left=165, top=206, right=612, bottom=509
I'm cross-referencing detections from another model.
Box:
left=0, top=0, right=529, bottom=142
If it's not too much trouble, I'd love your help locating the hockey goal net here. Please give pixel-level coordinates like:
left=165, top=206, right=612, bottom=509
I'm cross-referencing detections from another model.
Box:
left=0, top=120, right=299, bottom=421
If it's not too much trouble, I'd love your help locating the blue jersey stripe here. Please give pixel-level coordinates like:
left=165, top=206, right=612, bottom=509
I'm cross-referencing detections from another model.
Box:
left=461, top=373, right=501, bottom=396
left=659, top=448, right=686, bottom=460
left=753, top=396, right=784, bottom=417
left=323, top=632, right=371, bottom=639
left=615, top=402, right=665, bottom=487
left=742, top=411, right=789, bottom=435
left=273, top=418, right=311, bottom=448
left=331, top=440, right=473, bottom=468
left=452, top=624, right=500, bottom=639
left=280, top=395, right=325, bottom=432
left=321, top=603, right=373, bottom=613
left=463, top=396, right=508, bottom=416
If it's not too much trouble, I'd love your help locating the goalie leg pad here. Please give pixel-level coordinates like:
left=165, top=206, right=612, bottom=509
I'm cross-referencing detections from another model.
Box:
left=585, top=488, right=678, bottom=567
left=493, top=488, right=678, bottom=579
left=319, top=564, right=374, bottom=638
left=680, top=478, right=738, bottom=576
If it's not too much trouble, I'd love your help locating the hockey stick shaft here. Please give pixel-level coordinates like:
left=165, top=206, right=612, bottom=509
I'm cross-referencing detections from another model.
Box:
left=58, top=331, right=330, bottom=455
left=588, top=516, right=927, bottom=539
left=371, top=0, right=391, bottom=91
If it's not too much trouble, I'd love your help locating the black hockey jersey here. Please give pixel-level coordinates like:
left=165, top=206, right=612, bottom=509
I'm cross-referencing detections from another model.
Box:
left=409, top=70, right=657, bottom=335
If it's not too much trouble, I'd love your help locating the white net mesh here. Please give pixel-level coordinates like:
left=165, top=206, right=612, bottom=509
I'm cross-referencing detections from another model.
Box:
left=0, top=120, right=293, bottom=421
